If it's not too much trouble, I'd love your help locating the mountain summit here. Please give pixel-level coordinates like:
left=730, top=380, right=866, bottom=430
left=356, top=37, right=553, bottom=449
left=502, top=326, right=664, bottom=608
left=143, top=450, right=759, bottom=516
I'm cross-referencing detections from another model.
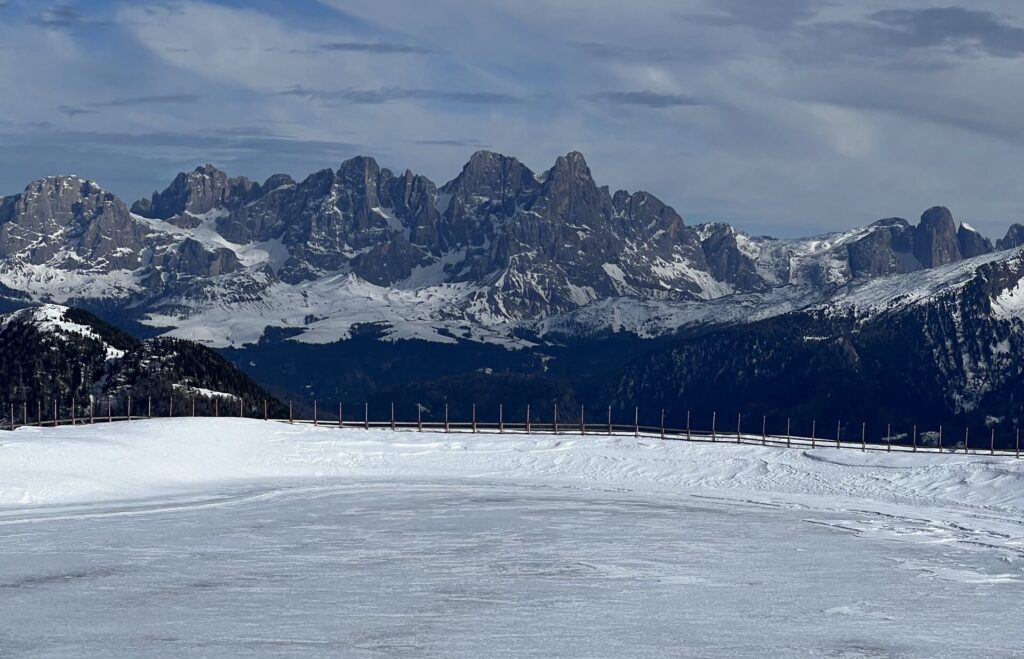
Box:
left=0, top=151, right=1014, bottom=351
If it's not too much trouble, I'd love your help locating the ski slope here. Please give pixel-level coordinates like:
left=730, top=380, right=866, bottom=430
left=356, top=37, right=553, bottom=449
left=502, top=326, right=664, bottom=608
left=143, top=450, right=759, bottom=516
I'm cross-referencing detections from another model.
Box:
left=1, top=419, right=1023, bottom=657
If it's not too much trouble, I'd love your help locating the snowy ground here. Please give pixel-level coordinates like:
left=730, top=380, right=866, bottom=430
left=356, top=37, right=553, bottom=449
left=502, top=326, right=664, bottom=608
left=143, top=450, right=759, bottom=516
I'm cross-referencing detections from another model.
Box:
left=2, top=420, right=1023, bottom=657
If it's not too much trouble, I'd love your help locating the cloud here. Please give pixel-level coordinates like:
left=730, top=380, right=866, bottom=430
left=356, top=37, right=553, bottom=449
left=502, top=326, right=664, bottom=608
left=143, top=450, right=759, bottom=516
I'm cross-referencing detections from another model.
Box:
left=586, top=90, right=706, bottom=108
left=53, top=94, right=202, bottom=119
left=92, top=93, right=202, bottom=107
left=280, top=86, right=523, bottom=105
left=681, top=0, right=821, bottom=31
left=568, top=41, right=676, bottom=62
left=410, top=138, right=489, bottom=148
left=7, top=0, right=1024, bottom=241
left=313, top=42, right=438, bottom=55
left=29, top=4, right=111, bottom=30
left=868, top=7, right=1024, bottom=58
left=0, top=124, right=368, bottom=201
left=56, top=105, right=98, bottom=117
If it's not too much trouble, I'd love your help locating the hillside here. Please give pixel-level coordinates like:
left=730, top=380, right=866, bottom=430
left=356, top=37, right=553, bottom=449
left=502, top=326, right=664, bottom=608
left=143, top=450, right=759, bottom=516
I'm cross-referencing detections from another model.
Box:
left=0, top=305, right=285, bottom=418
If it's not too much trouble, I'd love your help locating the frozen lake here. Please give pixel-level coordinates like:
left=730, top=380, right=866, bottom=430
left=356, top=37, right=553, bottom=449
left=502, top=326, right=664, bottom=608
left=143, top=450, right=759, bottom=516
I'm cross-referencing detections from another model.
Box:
left=2, top=479, right=1023, bottom=657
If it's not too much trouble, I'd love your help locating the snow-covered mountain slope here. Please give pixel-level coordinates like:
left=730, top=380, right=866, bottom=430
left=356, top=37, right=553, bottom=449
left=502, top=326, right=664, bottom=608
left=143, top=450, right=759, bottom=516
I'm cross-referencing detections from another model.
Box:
left=3, top=152, right=1023, bottom=348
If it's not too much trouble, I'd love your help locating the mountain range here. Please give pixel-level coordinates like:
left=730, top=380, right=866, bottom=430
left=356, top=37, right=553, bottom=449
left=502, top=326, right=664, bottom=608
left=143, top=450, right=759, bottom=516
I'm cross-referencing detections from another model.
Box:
left=2, top=151, right=1024, bottom=441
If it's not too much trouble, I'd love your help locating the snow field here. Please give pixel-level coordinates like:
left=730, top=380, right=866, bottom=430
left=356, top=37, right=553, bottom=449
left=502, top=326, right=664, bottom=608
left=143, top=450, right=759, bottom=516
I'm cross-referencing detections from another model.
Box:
left=2, top=418, right=1023, bottom=540
left=3, top=419, right=1024, bottom=657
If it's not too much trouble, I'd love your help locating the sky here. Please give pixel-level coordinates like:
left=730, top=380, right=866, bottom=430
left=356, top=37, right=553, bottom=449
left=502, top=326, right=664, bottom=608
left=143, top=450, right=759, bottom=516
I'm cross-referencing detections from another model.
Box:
left=2, top=1, right=1024, bottom=239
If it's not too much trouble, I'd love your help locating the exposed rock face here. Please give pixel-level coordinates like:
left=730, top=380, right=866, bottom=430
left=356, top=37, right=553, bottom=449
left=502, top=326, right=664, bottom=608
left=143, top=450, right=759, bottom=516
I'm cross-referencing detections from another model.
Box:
left=0, top=176, right=245, bottom=289
left=0, top=151, right=1018, bottom=355
left=957, top=223, right=993, bottom=258
left=846, top=219, right=916, bottom=278
left=698, top=224, right=766, bottom=291
left=997, top=224, right=1024, bottom=251
left=131, top=164, right=258, bottom=224
left=163, top=239, right=241, bottom=277
left=914, top=206, right=962, bottom=268
left=0, top=176, right=148, bottom=271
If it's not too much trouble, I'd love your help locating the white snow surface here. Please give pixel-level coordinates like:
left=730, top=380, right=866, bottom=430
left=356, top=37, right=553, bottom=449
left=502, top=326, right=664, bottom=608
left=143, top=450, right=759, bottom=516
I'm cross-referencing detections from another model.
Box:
left=2, top=419, right=1022, bottom=537
left=3, top=419, right=1024, bottom=656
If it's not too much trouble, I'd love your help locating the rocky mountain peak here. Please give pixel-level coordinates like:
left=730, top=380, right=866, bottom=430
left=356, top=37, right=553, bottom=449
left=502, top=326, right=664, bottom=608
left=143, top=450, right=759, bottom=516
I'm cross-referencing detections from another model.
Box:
left=336, top=156, right=382, bottom=184
left=131, top=164, right=257, bottom=223
left=998, top=224, right=1024, bottom=251
left=0, top=175, right=147, bottom=270
left=533, top=151, right=609, bottom=227
left=440, top=150, right=538, bottom=214
left=957, top=222, right=993, bottom=259
left=914, top=206, right=962, bottom=268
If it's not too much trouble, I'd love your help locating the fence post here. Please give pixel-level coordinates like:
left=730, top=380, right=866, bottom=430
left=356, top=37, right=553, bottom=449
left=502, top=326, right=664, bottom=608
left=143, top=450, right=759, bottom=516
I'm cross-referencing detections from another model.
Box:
left=239, top=398, right=243, bottom=419
left=938, top=425, right=942, bottom=452
left=148, top=396, right=152, bottom=419
left=339, top=402, right=343, bottom=428
left=499, top=403, right=504, bottom=434
left=472, top=403, right=477, bottom=433
left=912, top=424, right=917, bottom=452
left=169, top=396, right=173, bottom=418
left=107, top=398, right=111, bottom=424
left=554, top=404, right=559, bottom=434
left=736, top=413, right=742, bottom=443
left=127, top=397, right=132, bottom=422
left=526, top=404, right=531, bottom=434
left=1017, top=428, right=1020, bottom=459
left=886, top=423, right=891, bottom=452
left=9, top=402, right=13, bottom=431
left=786, top=418, right=791, bottom=448
left=861, top=422, right=866, bottom=452
left=72, top=399, right=76, bottom=425
left=964, top=427, right=969, bottom=455
left=763, top=415, right=767, bottom=446
left=634, top=406, right=639, bottom=438
left=54, top=399, right=58, bottom=426
left=836, top=420, right=841, bottom=449
left=192, top=397, right=196, bottom=417
left=580, top=404, right=585, bottom=435
left=608, top=405, right=612, bottom=436
left=214, top=398, right=218, bottom=417
left=364, top=402, right=369, bottom=430
left=314, top=400, right=318, bottom=426
left=89, top=399, right=93, bottom=424
left=390, top=402, right=395, bottom=431
left=444, top=403, right=449, bottom=433
left=991, top=428, right=995, bottom=456
left=660, top=409, right=665, bottom=440
left=289, top=401, right=293, bottom=424
left=686, top=410, right=691, bottom=441
left=418, top=404, right=422, bottom=432
left=23, top=401, right=27, bottom=427
left=811, top=420, right=816, bottom=448
left=712, top=411, right=717, bottom=442
left=264, top=399, right=268, bottom=421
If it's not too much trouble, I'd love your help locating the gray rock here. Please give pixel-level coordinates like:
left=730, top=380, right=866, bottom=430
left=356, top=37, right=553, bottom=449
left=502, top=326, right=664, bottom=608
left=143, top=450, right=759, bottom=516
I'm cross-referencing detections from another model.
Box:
left=997, top=224, right=1024, bottom=251
left=957, top=223, right=993, bottom=258
left=0, top=176, right=148, bottom=271
left=914, top=206, right=962, bottom=268
left=131, top=164, right=258, bottom=222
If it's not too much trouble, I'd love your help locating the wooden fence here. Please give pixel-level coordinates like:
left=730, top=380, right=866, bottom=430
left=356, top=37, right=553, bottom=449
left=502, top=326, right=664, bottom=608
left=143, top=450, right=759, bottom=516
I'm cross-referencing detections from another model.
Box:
left=6, top=398, right=1023, bottom=459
